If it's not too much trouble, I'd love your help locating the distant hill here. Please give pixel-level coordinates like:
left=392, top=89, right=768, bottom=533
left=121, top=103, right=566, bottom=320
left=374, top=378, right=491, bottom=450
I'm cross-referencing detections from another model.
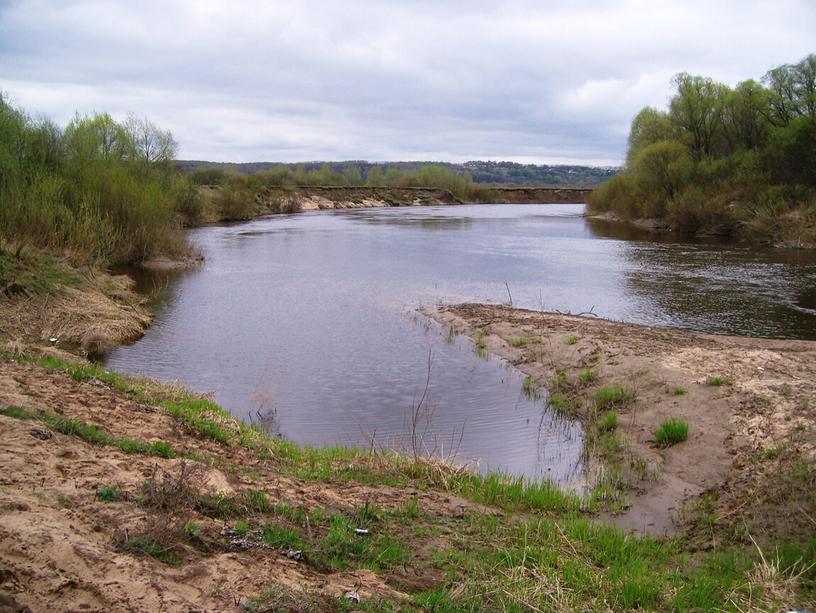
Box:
left=175, top=160, right=618, bottom=187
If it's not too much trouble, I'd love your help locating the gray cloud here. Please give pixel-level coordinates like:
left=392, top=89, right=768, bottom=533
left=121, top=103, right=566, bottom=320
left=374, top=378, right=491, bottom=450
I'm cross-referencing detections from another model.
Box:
left=1, top=0, right=814, bottom=165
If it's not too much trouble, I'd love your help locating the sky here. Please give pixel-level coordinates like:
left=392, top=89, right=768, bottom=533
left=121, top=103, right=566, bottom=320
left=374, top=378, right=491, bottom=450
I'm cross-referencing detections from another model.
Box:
left=0, top=1, right=814, bottom=166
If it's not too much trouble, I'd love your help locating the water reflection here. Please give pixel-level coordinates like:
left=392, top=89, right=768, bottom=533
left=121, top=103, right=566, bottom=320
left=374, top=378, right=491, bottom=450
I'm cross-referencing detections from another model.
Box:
left=587, top=218, right=816, bottom=338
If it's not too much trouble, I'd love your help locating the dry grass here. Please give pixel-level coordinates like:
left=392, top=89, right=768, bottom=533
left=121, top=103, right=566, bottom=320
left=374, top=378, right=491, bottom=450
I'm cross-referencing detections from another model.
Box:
left=121, top=461, right=206, bottom=563
left=0, top=271, right=150, bottom=354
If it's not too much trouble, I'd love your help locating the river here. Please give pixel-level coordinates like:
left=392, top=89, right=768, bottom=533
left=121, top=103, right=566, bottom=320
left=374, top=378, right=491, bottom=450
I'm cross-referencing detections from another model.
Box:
left=106, top=204, right=816, bottom=485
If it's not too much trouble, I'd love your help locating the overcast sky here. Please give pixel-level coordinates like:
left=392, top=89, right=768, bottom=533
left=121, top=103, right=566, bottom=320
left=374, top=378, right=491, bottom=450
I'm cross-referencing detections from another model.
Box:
left=1, top=1, right=814, bottom=165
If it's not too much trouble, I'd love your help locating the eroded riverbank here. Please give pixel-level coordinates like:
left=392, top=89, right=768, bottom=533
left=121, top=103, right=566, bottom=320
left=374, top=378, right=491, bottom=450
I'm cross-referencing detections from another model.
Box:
left=425, top=303, right=816, bottom=538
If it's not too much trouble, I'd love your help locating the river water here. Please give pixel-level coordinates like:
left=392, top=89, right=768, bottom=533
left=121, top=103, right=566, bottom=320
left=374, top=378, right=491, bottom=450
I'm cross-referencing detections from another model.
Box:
left=106, top=204, right=816, bottom=485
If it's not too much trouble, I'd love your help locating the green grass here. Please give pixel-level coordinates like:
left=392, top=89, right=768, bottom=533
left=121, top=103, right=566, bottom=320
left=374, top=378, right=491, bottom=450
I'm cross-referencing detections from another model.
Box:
left=598, top=411, right=619, bottom=432
left=96, top=485, right=119, bottom=502
left=419, top=510, right=781, bottom=611
left=669, top=386, right=687, bottom=396
left=122, top=537, right=180, bottom=565
left=508, top=336, right=526, bottom=347
left=183, top=521, right=201, bottom=539
left=474, top=329, right=488, bottom=357
left=764, top=442, right=787, bottom=460
left=547, top=391, right=579, bottom=417
left=706, top=375, right=730, bottom=387
left=578, top=367, right=595, bottom=382
left=0, top=405, right=175, bottom=458
left=56, top=494, right=73, bottom=508
left=654, top=418, right=689, bottom=447
left=521, top=375, right=540, bottom=399
left=594, top=384, right=635, bottom=410
left=0, top=251, right=84, bottom=296
left=565, top=334, right=579, bottom=345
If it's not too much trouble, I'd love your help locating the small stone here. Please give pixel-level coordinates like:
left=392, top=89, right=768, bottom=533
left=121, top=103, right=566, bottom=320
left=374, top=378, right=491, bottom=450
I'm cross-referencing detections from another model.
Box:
left=29, top=428, right=53, bottom=440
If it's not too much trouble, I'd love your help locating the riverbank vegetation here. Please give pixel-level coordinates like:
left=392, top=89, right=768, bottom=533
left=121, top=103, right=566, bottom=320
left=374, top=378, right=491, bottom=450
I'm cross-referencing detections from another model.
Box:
left=0, top=95, right=198, bottom=265
left=589, top=53, right=816, bottom=246
left=1, top=348, right=814, bottom=610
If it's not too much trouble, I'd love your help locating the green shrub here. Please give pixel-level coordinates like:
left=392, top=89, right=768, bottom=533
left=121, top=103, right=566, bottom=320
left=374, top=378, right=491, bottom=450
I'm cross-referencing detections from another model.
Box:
left=0, top=96, right=190, bottom=265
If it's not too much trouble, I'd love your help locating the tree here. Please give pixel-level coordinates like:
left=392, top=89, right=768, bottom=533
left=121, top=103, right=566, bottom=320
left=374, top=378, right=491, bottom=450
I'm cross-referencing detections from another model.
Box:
left=343, top=165, right=362, bottom=186
left=763, top=54, right=816, bottom=126
left=63, top=113, right=133, bottom=162
left=124, top=114, right=176, bottom=164
left=722, top=80, right=770, bottom=151
left=669, top=73, right=728, bottom=160
left=627, top=107, right=673, bottom=165
left=632, top=140, right=693, bottom=216
left=366, top=165, right=383, bottom=186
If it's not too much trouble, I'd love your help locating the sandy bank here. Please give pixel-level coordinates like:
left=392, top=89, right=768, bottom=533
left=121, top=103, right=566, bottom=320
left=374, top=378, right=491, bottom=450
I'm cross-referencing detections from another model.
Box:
left=424, top=303, right=816, bottom=537
left=0, top=358, right=491, bottom=611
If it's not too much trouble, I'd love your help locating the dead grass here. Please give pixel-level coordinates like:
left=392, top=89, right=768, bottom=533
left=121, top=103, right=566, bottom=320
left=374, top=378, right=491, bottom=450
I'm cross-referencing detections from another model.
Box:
left=0, top=268, right=150, bottom=354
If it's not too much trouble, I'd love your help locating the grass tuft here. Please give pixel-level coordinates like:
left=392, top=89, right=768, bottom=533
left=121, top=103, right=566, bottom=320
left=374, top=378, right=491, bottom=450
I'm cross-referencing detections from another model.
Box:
left=594, top=384, right=635, bottom=410
left=0, top=405, right=175, bottom=458
left=654, top=418, right=689, bottom=447
left=96, top=485, right=119, bottom=502
left=578, top=367, right=595, bottom=383
left=598, top=412, right=619, bottom=432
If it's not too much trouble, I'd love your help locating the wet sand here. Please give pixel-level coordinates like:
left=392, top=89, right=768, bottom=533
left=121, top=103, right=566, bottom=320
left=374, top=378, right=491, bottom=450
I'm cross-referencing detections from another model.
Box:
left=425, top=303, right=816, bottom=536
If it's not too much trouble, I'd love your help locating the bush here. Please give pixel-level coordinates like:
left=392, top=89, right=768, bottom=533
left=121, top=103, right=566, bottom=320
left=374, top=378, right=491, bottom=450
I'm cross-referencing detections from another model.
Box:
left=215, top=181, right=256, bottom=220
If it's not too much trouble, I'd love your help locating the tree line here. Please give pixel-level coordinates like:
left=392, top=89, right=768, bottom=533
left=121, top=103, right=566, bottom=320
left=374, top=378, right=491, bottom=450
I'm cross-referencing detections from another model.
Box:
left=589, top=54, right=816, bottom=243
left=182, top=160, right=615, bottom=188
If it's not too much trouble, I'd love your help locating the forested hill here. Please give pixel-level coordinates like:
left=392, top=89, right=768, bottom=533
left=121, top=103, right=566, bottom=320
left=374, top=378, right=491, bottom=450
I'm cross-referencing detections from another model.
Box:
left=176, top=160, right=618, bottom=187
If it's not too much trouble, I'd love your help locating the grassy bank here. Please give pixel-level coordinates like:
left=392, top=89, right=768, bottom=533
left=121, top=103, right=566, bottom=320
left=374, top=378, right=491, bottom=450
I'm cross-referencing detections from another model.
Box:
left=588, top=53, right=816, bottom=246
left=1, top=349, right=814, bottom=610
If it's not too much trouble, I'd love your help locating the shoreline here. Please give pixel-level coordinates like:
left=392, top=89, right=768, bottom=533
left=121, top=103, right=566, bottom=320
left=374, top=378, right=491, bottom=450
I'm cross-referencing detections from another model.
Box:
left=193, top=184, right=592, bottom=223
left=423, top=303, right=816, bottom=537
left=587, top=210, right=816, bottom=249
left=1, top=248, right=815, bottom=608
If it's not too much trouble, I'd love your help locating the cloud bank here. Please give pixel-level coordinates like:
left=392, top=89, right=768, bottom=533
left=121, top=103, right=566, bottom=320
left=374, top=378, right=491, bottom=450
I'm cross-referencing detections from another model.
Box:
left=1, top=0, right=814, bottom=164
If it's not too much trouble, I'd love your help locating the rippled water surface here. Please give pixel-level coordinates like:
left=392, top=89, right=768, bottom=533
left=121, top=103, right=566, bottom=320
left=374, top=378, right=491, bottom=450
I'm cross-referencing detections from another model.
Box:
left=107, top=204, right=816, bottom=483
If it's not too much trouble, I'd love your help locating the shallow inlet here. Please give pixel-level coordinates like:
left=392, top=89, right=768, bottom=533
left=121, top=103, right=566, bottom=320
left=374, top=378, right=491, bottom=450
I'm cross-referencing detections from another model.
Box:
left=106, top=204, right=816, bottom=484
